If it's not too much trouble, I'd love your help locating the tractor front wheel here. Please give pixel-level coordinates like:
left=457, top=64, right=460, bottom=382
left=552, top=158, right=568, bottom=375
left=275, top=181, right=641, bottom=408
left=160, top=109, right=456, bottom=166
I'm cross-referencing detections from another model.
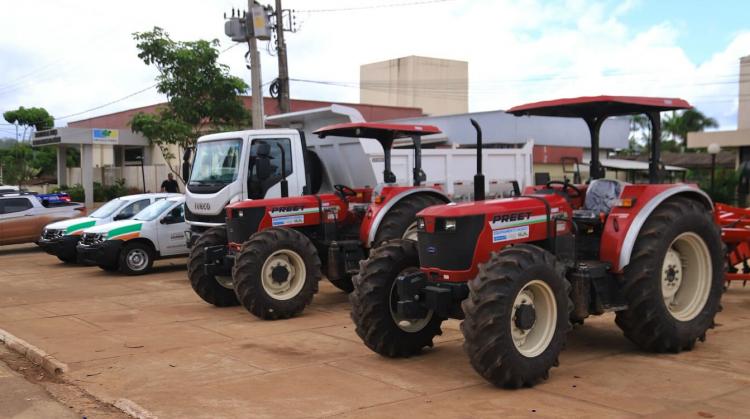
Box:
left=461, top=244, right=570, bottom=388
left=615, top=197, right=723, bottom=352
left=188, top=227, right=239, bottom=307
left=233, top=227, right=321, bottom=320
left=350, top=239, right=443, bottom=357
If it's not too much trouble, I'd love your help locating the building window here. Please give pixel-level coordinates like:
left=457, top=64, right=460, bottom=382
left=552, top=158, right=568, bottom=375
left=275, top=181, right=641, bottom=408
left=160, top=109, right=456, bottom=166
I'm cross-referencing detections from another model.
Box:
left=124, top=147, right=145, bottom=166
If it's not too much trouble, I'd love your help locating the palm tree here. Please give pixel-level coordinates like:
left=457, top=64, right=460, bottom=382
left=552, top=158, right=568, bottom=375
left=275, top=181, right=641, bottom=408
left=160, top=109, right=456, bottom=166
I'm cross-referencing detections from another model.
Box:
left=662, top=109, right=718, bottom=151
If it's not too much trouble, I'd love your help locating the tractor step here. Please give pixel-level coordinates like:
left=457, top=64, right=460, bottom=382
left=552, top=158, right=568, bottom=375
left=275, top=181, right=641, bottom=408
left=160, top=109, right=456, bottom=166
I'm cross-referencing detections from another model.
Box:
left=568, top=260, right=627, bottom=321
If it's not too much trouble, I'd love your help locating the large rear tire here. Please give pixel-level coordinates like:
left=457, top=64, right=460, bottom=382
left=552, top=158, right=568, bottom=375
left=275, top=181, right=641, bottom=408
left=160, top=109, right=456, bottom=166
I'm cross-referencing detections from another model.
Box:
left=188, top=227, right=239, bottom=307
left=233, top=227, right=322, bottom=320
left=615, top=197, right=723, bottom=352
left=350, top=239, right=443, bottom=357
left=373, top=194, right=446, bottom=245
left=461, top=244, right=570, bottom=388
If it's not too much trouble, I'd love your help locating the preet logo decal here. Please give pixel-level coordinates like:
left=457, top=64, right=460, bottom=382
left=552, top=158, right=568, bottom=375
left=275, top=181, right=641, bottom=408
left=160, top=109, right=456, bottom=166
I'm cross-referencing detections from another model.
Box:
left=489, top=211, right=546, bottom=230
left=194, top=202, right=211, bottom=211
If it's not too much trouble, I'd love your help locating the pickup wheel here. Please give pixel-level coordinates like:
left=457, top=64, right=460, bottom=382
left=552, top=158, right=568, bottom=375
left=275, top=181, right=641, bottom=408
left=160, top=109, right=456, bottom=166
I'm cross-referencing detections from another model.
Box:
left=233, top=227, right=321, bottom=320
left=461, top=244, right=571, bottom=388
left=188, top=227, right=239, bottom=307
left=350, top=239, right=443, bottom=357
left=373, top=194, right=446, bottom=245
left=118, top=241, right=154, bottom=275
left=615, top=197, right=723, bottom=353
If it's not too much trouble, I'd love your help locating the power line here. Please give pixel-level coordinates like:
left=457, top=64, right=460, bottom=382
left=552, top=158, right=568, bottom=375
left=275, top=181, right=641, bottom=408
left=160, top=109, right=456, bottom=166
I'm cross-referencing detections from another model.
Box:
left=296, top=0, right=454, bottom=13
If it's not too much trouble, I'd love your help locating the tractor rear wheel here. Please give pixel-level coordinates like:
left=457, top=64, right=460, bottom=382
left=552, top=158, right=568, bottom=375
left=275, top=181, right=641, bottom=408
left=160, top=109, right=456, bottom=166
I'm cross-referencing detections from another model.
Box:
left=461, top=244, right=570, bottom=388
left=615, top=197, right=723, bottom=352
left=188, top=227, right=239, bottom=307
left=350, top=239, right=443, bottom=357
left=233, top=227, right=321, bottom=320
left=373, top=194, right=446, bottom=245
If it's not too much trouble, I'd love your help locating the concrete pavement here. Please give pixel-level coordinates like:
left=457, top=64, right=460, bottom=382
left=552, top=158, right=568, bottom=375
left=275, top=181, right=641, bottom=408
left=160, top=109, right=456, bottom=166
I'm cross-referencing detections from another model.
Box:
left=1, top=243, right=750, bottom=418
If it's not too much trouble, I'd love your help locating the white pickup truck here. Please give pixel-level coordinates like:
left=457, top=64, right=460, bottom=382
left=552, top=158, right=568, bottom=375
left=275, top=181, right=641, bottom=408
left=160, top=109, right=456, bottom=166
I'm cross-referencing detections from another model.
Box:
left=76, top=196, right=187, bottom=275
left=38, top=193, right=181, bottom=263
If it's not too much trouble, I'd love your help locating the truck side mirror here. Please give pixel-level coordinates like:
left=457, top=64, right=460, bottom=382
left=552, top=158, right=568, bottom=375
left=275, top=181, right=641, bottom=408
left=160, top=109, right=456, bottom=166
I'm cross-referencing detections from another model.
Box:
left=160, top=216, right=172, bottom=224
left=113, top=213, right=129, bottom=221
left=182, top=148, right=192, bottom=181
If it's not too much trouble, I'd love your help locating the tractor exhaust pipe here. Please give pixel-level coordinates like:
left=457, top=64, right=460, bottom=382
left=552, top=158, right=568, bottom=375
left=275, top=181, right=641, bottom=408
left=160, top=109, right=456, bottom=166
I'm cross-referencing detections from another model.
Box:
left=470, top=118, right=485, bottom=201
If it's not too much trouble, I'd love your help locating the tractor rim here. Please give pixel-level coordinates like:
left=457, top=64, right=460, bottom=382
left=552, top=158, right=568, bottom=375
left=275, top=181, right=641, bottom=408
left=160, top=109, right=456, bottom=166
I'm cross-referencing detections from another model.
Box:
left=126, top=248, right=149, bottom=271
left=215, top=275, right=234, bottom=289
left=402, top=221, right=419, bottom=241
left=389, top=267, right=433, bottom=332
left=661, top=232, right=711, bottom=321
left=511, top=279, right=557, bottom=358
left=261, top=249, right=306, bottom=300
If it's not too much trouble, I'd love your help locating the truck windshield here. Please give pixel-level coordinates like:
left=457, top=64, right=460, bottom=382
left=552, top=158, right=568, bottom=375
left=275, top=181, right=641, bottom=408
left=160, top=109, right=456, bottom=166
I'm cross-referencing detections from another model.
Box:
left=133, top=199, right=174, bottom=221
left=189, top=139, right=242, bottom=186
left=90, top=199, right=126, bottom=218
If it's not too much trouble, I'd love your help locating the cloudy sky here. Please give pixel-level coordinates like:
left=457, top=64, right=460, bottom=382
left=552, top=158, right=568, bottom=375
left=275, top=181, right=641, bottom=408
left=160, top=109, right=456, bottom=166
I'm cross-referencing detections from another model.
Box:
left=1, top=0, right=748, bottom=139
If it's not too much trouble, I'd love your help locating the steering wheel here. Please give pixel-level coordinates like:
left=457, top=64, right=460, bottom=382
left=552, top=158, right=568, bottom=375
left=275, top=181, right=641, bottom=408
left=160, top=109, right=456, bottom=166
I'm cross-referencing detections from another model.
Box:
left=334, top=184, right=357, bottom=199
left=545, top=180, right=582, bottom=198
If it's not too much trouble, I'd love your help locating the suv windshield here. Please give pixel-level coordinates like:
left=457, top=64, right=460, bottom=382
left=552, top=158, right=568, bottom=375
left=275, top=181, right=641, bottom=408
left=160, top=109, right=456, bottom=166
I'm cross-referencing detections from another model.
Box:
left=189, top=139, right=242, bottom=186
left=90, top=199, right=126, bottom=218
left=133, top=200, right=174, bottom=221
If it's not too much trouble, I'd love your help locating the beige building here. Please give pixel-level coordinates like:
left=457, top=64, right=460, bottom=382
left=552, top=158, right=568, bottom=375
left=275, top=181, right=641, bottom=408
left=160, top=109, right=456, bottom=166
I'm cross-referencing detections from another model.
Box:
left=688, top=55, right=750, bottom=153
left=360, top=56, right=468, bottom=116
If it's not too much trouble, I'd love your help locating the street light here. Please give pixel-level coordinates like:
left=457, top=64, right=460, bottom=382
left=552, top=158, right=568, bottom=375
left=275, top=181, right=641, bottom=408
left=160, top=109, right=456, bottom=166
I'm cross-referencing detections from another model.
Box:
left=708, top=143, right=721, bottom=196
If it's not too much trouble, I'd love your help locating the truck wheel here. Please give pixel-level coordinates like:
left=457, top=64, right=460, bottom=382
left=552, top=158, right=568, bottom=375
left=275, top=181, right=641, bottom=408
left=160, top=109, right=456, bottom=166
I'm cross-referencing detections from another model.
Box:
left=233, top=227, right=321, bottom=320
left=118, top=242, right=154, bottom=275
left=350, top=239, right=443, bottom=357
left=373, top=194, right=446, bottom=245
left=615, top=197, right=723, bottom=352
left=461, top=244, right=570, bottom=388
left=188, top=227, right=239, bottom=307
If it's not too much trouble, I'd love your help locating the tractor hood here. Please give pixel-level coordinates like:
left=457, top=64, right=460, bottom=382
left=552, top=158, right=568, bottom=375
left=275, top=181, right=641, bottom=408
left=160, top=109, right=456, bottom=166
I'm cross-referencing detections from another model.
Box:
left=45, top=217, right=100, bottom=235
left=417, top=195, right=570, bottom=220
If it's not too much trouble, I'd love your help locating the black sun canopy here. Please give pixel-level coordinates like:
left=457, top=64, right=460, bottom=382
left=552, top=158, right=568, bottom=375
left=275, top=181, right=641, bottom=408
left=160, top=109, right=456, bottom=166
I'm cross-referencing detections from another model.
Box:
left=508, top=95, right=693, bottom=183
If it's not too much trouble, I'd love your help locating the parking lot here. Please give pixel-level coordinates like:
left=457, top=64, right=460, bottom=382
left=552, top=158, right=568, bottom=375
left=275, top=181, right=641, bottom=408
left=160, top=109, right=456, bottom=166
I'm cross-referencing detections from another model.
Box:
left=0, top=243, right=749, bottom=418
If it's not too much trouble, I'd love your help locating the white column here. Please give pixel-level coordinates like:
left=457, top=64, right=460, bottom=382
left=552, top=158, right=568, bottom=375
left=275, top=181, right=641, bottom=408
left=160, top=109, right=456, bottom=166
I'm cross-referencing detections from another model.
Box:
left=81, top=144, right=94, bottom=209
left=56, top=145, right=67, bottom=187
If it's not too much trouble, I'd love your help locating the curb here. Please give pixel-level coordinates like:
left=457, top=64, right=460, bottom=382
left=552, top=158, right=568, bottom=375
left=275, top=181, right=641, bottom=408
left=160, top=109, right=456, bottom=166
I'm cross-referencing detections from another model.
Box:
left=114, top=399, right=158, bottom=419
left=0, top=328, right=68, bottom=375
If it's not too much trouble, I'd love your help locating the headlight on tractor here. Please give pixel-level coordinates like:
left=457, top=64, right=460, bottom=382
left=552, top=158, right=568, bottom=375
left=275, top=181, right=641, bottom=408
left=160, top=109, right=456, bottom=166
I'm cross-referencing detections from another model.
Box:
left=435, top=218, right=457, bottom=232
left=417, top=217, right=426, bottom=231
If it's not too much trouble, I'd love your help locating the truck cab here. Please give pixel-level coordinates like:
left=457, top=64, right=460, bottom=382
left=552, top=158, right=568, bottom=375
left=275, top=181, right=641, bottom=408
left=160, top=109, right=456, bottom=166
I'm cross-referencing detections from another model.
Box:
left=186, top=129, right=319, bottom=241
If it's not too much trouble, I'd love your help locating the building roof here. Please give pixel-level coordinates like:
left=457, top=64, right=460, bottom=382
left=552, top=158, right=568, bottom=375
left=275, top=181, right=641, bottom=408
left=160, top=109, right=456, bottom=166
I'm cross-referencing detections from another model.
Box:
left=67, top=97, right=424, bottom=129
left=621, top=151, right=735, bottom=169
left=508, top=95, right=692, bottom=117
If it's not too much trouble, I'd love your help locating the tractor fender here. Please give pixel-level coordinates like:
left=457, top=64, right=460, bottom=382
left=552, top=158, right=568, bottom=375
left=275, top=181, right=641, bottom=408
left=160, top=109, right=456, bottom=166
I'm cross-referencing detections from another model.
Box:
left=366, top=188, right=450, bottom=247
left=618, top=185, right=713, bottom=271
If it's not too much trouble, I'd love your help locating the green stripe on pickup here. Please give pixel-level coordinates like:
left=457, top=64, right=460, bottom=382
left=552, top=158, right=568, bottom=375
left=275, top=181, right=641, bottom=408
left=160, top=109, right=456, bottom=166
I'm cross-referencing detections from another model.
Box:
left=65, top=220, right=96, bottom=235
left=107, top=223, right=142, bottom=239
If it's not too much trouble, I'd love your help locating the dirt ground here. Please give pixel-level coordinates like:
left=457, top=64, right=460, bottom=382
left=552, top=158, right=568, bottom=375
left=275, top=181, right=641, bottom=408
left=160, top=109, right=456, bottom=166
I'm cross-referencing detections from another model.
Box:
left=1, top=243, right=750, bottom=418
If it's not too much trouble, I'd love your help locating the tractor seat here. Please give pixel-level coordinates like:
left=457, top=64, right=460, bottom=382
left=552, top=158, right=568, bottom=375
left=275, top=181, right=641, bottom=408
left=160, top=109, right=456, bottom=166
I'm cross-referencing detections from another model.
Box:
left=572, top=179, right=626, bottom=223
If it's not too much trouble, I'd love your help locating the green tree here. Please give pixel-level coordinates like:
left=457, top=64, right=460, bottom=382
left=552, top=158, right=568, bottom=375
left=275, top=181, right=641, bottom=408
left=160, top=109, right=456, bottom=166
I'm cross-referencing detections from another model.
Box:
left=0, top=143, right=41, bottom=187
left=129, top=27, right=250, bottom=181
left=3, top=106, right=54, bottom=141
left=662, top=109, right=718, bottom=151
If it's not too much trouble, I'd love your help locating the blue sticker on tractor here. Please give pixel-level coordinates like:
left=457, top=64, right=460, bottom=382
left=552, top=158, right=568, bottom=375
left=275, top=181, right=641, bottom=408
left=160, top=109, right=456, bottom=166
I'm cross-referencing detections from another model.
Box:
left=272, top=215, right=305, bottom=227
left=492, top=225, right=530, bottom=243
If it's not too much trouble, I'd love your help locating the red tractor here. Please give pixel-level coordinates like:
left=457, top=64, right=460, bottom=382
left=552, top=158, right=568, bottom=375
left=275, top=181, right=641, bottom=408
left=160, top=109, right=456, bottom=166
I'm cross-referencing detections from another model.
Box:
left=350, top=96, right=725, bottom=388
left=190, top=123, right=450, bottom=320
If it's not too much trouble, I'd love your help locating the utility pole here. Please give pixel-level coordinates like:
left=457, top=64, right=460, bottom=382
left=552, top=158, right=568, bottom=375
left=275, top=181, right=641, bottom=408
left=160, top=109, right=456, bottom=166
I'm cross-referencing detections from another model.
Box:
left=248, top=36, right=265, bottom=129
left=274, top=0, right=290, bottom=113
left=248, top=0, right=265, bottom=129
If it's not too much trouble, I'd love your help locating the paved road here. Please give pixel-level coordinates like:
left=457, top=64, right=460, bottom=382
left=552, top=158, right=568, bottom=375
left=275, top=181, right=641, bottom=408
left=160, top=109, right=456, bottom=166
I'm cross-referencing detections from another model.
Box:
left=1, top=243, right=750, bottom=418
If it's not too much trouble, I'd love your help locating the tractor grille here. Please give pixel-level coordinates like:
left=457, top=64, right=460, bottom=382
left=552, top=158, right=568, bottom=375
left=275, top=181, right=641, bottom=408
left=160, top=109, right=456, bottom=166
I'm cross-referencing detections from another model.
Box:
left=417, top=215, right=485, bottom=271
left=227, top=207, right=266, bottom=244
